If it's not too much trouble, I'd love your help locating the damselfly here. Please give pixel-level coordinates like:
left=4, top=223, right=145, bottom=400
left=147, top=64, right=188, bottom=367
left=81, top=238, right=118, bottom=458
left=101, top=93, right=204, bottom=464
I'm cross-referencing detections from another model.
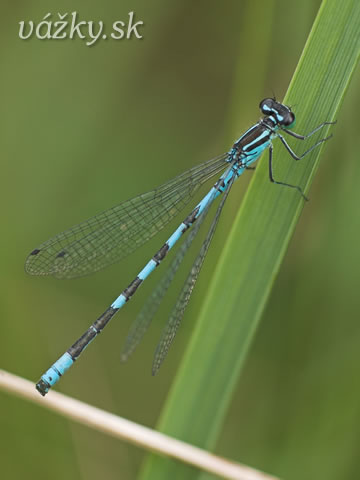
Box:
left=26, top=98, right=334, bottom=396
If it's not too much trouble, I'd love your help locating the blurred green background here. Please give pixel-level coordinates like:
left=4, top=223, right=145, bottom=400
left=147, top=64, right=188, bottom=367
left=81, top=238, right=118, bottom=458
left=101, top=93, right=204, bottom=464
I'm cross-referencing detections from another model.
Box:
left=1, top=1, right=359, bottom=479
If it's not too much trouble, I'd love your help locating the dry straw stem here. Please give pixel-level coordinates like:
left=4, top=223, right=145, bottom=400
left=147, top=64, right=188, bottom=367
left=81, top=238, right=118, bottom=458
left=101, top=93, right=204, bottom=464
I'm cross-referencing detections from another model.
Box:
left=0, top=370, right=278, bottom=480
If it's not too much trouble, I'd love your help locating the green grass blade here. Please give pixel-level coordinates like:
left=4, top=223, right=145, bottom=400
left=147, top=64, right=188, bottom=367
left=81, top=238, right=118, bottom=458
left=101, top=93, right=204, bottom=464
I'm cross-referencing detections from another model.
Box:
left=140, top=0, right=360, bottom=478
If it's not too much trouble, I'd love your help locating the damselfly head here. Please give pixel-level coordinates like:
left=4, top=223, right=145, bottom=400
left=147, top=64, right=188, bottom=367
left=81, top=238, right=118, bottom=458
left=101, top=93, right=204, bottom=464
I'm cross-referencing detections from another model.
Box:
left=259, top=98, right=295, bottom=128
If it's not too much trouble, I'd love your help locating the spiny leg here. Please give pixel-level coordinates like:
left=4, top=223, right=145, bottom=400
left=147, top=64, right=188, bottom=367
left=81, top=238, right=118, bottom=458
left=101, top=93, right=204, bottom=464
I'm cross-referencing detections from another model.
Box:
left=277, top=132, right=333, bottom=161
left=282, top=120, right=336, bottom=140
left=268, top=144, right=308, bottom=201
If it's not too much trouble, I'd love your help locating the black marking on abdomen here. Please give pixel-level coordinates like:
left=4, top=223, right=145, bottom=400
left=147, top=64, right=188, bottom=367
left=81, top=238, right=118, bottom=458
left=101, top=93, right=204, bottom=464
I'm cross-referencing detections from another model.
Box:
left=123, top=277, right=143, bottom=300
left=93, top=306, right=118, bottom=332
left=56, top=250, right=67, bottom=258
left=68, top=306, right=118, bottom=359
left=153, top=244, right=169, bottom=264
left=30, top=248, right=41, bottom=256
left=183, top=206, right=200, bottom=227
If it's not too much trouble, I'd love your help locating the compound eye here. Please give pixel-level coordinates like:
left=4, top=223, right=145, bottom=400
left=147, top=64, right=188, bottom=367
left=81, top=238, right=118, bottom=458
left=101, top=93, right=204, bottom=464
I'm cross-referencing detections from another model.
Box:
left=283, top=111, right=295, bottom=127
left=259, top=98, right=274, bottom=115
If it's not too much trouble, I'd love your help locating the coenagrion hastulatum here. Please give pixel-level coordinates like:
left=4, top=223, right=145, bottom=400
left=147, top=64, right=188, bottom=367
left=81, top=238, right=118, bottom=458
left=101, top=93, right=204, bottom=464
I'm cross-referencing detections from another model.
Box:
left=26, top=98, right=335, bottom=395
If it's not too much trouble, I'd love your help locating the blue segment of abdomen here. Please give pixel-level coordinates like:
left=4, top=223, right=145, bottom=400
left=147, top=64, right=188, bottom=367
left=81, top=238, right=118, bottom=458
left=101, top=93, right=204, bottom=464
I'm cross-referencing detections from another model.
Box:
left=40, top=352, right=74, bottom=391
left=167, top=224, right=187, bottom=249
left=138, top=259, right=157, bottom=280
left=193, top=167, right=240, bottom=216
left=111, top=294, right=127, bottom=309
left=197, top=188, right=217, bottom=215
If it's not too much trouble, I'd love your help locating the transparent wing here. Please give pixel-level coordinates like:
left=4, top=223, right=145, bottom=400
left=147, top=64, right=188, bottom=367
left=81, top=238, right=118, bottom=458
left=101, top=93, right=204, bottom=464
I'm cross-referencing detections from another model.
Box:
left=25, top=153, right=228, bottom=279
left=152, top=173, right=235, bottom=375
left=120, top=187, right=218, bottom=362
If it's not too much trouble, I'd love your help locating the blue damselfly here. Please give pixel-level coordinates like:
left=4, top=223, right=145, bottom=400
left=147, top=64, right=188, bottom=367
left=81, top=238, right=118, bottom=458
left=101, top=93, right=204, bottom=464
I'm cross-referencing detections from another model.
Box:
left=26, top=98, right=334, bottom=395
